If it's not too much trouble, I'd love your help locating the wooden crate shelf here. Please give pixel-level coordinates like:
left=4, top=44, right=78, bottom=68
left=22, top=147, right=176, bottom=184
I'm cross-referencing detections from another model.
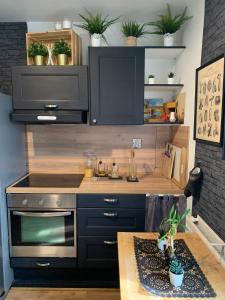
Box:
left=26, top=30, right=82, bottom=66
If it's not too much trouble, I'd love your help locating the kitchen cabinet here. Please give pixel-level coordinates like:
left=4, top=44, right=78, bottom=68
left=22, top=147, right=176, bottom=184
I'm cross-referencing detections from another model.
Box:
left=89, top=47, right=145, bottom=125
left=12, top=66, right=88, bottom=111
left=77, top=194, right=145, bottom=268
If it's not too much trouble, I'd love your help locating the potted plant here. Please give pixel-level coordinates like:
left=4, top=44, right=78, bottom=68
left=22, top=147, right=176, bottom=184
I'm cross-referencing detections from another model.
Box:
left=76, top=10, right=119, bottom=46
left=52, top=40, right=71, bottom=65
left=169, top=258, right=184, bottom=287
left=122, top=21, right=149, bottom=46
left=147, top=4, right=192, bottom=46
left=148, top=74, right=155, bottom=84
left=28, top=42, right=48, bottom=66
left=157, top=220, right=167, bottom=251
left=168, top=72, right=175, bottom=84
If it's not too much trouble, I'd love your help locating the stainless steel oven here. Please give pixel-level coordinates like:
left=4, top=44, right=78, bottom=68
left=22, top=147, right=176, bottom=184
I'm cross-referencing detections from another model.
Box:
left=7, top=194, right=76, bottom=258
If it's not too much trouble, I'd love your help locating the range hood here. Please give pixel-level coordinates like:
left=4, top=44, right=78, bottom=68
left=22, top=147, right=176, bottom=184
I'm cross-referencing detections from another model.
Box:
left=11, top=66, right=88, bottom=124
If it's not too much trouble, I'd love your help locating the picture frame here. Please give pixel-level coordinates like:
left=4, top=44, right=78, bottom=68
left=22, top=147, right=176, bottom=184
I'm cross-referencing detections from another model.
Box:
left=194, top=54, right=225, bottom=146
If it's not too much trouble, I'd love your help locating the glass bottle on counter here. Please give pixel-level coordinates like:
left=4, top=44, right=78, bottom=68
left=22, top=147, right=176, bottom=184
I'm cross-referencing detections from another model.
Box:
left=97, top=159, right=107, bottom=177
left=84, top=156, right=94, bottom=178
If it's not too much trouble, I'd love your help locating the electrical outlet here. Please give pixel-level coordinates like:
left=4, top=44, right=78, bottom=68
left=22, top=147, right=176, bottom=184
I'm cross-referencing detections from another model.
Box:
left=132, top=138, right=142, bottom=149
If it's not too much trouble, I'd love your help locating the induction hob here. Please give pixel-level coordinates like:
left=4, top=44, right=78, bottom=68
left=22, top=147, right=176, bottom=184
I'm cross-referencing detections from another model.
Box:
left=14, top=173, right=84, bottom=188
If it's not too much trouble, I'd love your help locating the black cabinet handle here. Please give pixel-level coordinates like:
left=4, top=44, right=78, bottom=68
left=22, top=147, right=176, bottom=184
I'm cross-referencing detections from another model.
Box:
left=103, top=212, right=118, bottom=217
left=103, top=198, right=118, bottom=203
left=103, top=240, right=117, bottom=245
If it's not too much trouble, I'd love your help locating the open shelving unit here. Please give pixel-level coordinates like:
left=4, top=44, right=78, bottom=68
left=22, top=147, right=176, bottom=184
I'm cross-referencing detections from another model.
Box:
left=144, top=46, right=185, bottom=125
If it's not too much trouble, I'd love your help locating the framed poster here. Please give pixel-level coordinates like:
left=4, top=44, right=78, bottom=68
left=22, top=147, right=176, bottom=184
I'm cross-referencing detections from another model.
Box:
left=194, top=54, right=225, bottom=145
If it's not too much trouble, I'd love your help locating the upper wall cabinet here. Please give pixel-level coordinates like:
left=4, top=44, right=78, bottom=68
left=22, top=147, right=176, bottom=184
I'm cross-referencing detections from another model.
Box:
left=89, top=47, right=145, bottom=125
left=12, top=66, right=88, bottom=111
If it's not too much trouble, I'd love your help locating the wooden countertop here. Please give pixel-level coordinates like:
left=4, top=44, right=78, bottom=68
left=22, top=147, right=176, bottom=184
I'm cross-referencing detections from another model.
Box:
left=6, top=174, right=183, bottom=194
left=117, top=232, right=225, bottom=300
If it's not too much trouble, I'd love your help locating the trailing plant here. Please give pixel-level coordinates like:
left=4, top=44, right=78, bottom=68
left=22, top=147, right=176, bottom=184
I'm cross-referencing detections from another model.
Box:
left=28, top=42, right=48, bottom=57
left=76, top=10, right=120, bottom=43
left=52, top=40, right=71, bottom=56
left=147, top=4, right=192, bottom=35
left=148, top=74, right=155, bottom=78
left=170, top=258, right=184, bottom=275
left=168, top=72, right=174, bottom=78
left=122, top=21, right=149, bottom=38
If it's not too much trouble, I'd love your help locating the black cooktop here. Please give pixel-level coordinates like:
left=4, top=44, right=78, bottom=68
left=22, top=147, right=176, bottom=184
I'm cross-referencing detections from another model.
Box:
left=14, top=174, right=84, bottom=188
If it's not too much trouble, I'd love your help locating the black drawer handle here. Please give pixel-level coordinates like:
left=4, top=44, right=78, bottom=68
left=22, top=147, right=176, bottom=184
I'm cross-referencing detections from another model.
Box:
left=36, top=262, right=51, bottom=267
left=103, top=198, right=118, bottom=203
left=103, top=240, right=117, bottom=245
left=103, top=212, right=118, bottom=218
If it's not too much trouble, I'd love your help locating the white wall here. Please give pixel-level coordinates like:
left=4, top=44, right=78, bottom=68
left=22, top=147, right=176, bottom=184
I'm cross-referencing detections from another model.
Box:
left=175, top=0, right=204, bottom=209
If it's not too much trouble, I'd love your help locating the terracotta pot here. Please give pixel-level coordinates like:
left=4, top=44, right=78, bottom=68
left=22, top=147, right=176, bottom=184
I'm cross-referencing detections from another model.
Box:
left=57, top=54, right=68, bottom=65
left=127, top=36, right=137, bottom=46
left=34, top=55, right=44, bottom=66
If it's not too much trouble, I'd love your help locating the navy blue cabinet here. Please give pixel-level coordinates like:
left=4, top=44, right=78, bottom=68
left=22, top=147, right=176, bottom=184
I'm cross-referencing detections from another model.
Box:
left=77, top=194, right=146, bottom=268
left=89, top=47, right=145, bottom=125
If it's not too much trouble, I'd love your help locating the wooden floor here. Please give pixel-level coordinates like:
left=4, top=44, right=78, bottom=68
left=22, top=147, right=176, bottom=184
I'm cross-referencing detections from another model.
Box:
left=6, top=288, right=121, bottom=300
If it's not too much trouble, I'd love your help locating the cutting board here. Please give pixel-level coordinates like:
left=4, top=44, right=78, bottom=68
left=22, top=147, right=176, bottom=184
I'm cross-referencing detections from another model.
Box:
left=170, top=144, right=187, bottom=189
left=162, top=144, right=175, bottom=179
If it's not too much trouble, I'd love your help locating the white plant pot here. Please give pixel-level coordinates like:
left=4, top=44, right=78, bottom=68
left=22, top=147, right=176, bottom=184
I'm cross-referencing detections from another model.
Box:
left=170, top=112, right=176, bottom=123
left=62, top=19, right=72, bottom=29
left=148, top=78, right=155, bottom=84
left=91, top=34, right=101, bottom=47
left=164, top=33, right=175, bottom=47
left=168, top=77, right=174, bottom=84
left=169, top=270, right=184, bottom=287
left=157, top=238, right=166, bottom=251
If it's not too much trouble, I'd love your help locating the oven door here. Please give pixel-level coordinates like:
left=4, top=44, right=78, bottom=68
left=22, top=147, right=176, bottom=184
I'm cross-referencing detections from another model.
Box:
left=8, top=209, right=76, bottom=257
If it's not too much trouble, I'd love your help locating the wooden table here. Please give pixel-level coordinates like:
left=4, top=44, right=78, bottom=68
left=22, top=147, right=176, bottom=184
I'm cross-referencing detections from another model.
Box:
left=118, top=232, right=225, bottom=300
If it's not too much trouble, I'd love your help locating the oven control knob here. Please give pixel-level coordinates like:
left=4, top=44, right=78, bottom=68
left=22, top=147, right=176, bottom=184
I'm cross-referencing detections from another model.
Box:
left=22, top=199, right=28, bottom=206
left=39, top=199, right=44, bottom=206
left=56, top=200, right=62, bottom=207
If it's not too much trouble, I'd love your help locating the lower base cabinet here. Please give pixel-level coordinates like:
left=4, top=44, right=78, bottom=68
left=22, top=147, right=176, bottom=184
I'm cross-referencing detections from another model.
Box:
left=77, top=194, right=146, bottom=269
left=78, top=236, right=118, bottom=269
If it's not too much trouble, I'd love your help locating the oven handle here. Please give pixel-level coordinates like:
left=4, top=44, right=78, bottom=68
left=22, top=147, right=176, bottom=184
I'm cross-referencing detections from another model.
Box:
left=12, top=211, right=72, bottom=217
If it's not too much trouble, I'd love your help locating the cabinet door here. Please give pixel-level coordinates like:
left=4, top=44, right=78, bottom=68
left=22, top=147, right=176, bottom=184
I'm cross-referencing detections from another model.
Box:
left=78, top=236, right=118, bottom=268
left=77, top=208, right=145, bottom=236
left=89, top=47, right=144, bottom=125
left=12, top=66, right=88, bottom=110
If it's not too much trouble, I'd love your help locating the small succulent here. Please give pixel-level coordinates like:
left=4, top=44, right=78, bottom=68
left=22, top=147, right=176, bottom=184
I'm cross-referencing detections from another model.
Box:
left=168, top=72, right=174, bottom=78
left=170, top=258, right=184, bottom=275
left=52, top=40, right=71, bottom=56
left=28, top=42, right=48, bottom=57
left=148, top=74, right=155, bottom=78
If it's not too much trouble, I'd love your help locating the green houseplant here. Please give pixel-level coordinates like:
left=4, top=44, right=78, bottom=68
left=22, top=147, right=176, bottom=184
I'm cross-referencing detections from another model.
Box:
left=148, top=74, right=155, bottom=84
left=157, top=220, right=167, bottom=250
left=76, top=10, right=120, bottom=46
left=28, top=42, right=48, bottom=66
left=160, top=205, right=190, bottom=256
left=52, top=40, right=71, bottom=65
left=168, top=72, right=175, bottom=84
left=122, top=21, right=149, bottom=46
left=169, top=258, right=184, bottom=287
left=147, top=4, right=192, bottom=46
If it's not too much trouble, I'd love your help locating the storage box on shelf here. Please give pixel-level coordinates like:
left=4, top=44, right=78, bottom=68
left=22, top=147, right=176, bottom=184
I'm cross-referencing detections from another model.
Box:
left=26, top=30, right=82, bottom=66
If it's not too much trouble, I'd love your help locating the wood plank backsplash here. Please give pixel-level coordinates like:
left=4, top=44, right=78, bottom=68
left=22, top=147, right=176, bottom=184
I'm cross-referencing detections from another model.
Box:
left=26, top=125, right=188, bottom=175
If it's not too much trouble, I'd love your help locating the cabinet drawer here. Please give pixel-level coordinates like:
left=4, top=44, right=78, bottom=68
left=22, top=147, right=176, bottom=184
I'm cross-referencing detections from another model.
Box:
left=10, top=257, right=77, bottom=269
left=77, top=194, right=146, bottom=208
left=77, top=208, right=145, bottom=236
left=78, top=236, right=118, bottom=268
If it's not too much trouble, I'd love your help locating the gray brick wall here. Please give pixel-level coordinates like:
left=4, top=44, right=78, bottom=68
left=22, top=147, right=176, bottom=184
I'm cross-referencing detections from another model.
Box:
left=0, top=22, right=27, bottom=95
left=193, top=0, right=225, bottom=240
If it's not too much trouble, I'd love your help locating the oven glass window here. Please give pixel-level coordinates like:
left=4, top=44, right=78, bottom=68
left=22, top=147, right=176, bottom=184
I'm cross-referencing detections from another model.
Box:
left=21, top=216, right=65, bottom=244
left=10, top=211, right=74, bottom=246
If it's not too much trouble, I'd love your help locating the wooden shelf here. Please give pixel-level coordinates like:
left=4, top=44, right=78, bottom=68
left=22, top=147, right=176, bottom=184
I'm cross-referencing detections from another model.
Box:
left=144, top=46, right=185, bottom=59
left=144, top=84, right=184, bottom=92
left=143, top=122, right=183, bottom=126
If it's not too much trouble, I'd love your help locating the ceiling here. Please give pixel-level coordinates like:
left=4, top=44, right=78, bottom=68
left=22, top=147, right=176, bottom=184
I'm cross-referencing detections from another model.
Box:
left=0, top=0, right=193, bottom=22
